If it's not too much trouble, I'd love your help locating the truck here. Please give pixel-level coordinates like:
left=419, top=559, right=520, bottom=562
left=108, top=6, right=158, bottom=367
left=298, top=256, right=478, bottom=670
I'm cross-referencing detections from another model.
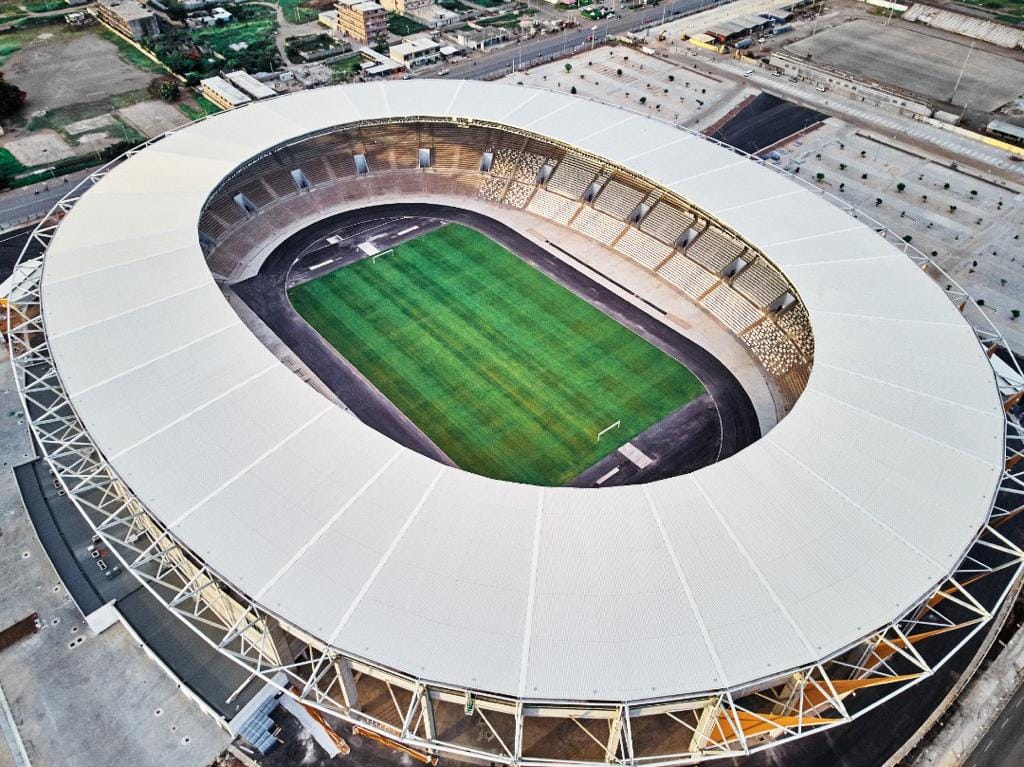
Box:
left=734, top=36, right=753, bottom=49
left=772, top=24, right=792, bottom=34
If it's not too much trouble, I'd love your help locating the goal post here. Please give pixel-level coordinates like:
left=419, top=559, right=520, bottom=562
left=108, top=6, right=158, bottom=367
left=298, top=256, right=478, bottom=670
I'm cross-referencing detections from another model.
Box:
left=595, top=420, right=621, bottom=443
left=371, top=248, right=393, bottom=264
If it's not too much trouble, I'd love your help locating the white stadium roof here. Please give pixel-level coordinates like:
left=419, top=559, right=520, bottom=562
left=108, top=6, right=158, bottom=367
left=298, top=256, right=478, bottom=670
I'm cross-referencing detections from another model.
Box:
left=39, top=81, right=1004, bottom=702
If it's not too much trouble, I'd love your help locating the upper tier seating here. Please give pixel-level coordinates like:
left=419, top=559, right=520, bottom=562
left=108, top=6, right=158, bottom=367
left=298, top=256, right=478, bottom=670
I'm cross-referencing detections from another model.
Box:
left=657, top=252, right=720, bottom=300
left=686, top=227, right=745, bottom=273
left=640, top=200, right=695, bottom=245
left=594, top=179, right=646, bottom=220
left=732, top=258, right=789, bottom=307
left=547, top=154, right=601, bottom=198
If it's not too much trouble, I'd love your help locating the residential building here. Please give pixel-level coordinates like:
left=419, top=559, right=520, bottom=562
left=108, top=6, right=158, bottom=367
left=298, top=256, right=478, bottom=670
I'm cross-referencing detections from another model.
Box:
left=95, top=0, right=160, bottom=41
left=200, top=76, right=252, bottom=110
left=453, top=27, right=509, bottom=50
left=356, top=46, right=405, bottom=77
left=335, top=0, right=387, bottom=44
left=379, top=0, right=430, bottom=13
left=388, top=35, right=441, bottom=68
left=318, top=9, right=340, bottom=30
left=224, top=70, right=277, bottom=100
left=408, top=3, right=460, bottom=29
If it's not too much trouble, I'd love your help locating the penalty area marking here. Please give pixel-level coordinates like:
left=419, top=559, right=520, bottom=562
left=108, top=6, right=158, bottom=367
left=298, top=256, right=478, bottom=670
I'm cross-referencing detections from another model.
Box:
left=618, top=442, right=653, bottom=469
left=595, top=420, right=621, bottom=443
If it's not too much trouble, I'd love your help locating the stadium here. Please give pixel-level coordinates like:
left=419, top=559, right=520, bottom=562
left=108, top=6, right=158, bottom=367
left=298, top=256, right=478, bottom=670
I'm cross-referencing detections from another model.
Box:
left=8, top=80, right=1024, bottom=764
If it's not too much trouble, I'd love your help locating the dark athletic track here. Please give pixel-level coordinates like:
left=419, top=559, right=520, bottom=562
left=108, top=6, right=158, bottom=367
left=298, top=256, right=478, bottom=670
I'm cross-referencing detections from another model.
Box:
left=233, top=203, right=760, bottom=486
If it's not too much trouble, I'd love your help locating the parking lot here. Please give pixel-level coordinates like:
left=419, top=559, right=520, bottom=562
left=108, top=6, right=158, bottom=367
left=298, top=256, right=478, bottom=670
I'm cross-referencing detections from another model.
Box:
left=770, top=121, right=1024, bottom=349
left=511, top=47, right=754, bottom=130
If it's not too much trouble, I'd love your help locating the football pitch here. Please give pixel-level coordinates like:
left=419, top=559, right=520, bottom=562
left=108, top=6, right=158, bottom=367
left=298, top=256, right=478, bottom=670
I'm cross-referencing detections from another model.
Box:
left=288, top=223, right=705, bottom=485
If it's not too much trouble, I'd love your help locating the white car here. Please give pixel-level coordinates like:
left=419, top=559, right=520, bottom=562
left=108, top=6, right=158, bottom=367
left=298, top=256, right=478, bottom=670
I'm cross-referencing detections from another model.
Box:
left=438, top=68, right=450, bottom=76
left=743, top=69, right=754, bottom=77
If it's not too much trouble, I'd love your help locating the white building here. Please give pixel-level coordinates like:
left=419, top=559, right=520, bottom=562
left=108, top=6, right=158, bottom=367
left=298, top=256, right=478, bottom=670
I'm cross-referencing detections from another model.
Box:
left=199, top=76, right=251, bottom=110
left=388, top=35, right=442, bottom=68
left=224, top=70, right=277, bottom=100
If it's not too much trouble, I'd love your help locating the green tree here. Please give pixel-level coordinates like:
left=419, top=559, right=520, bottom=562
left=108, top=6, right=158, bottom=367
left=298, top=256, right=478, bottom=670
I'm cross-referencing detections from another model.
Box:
left=0, top=75, right=26, bottom=119
left=564, top=63, right=572, bottom=73
left=570, top=85, right=577, bottom=94
left=896, top=182, right=906, bottom=192
left=166, top=0, right=187, bottom=21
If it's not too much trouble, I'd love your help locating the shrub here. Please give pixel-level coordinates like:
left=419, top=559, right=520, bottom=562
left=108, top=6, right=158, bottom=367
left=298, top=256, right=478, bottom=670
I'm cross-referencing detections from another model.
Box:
left=896, top=182, right=905, bottom=192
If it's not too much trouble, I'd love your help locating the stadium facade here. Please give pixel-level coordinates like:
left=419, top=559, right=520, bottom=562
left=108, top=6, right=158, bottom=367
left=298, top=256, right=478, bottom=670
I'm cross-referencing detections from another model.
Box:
left=8, top=81, right=1024, bottom=763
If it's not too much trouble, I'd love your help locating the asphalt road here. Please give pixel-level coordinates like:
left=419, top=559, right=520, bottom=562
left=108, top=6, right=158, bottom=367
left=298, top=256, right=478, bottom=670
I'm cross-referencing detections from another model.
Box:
left=0, top=227, right=34, bottom=282
left=0, top=170, right=90, bottom=231
left=965, top=676, right=1024, bottom=767
left=442, top=0, right=732, bottom=80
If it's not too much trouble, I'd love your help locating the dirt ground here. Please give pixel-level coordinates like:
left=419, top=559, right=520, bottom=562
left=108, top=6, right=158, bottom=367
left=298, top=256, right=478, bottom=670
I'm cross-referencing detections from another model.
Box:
left=3, top=130, right=74, bottom=165
left=118, top=99, right=190, bottom=138
left=785, top=18, right=1024, bottom=113
left=3, top=31, right=154, bottom=112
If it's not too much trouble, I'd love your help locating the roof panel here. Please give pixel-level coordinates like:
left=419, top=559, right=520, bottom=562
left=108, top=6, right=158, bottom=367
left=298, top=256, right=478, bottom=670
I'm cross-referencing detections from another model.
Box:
left=37, top=80, right=1004, bottom=703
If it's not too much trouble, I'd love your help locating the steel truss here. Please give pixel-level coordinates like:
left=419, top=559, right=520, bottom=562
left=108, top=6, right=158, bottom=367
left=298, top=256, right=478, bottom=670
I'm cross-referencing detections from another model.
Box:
left=7, top=119, right=1024, bottom=766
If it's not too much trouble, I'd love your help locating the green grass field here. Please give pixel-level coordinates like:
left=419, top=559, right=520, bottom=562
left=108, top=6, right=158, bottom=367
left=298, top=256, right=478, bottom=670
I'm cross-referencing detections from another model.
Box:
left=289, top=224, right=705, bottom=485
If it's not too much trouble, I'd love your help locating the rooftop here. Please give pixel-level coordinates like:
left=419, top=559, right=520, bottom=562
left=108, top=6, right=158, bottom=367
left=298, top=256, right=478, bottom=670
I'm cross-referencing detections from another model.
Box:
left=97, top=0, right=154, bottom=21
left=38, top=81, right=1005, bottom=703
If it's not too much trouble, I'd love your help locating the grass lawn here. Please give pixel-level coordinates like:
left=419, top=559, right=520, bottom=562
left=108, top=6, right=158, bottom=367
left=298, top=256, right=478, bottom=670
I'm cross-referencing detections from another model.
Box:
left=289, top=224, right=705, bottom=485
left=277, top=0, right=320, bottom=23
left=97, top=28, right=167, bottom=74
left=387, top=12, right=428, bottom=36
left=178, top=95, right=221, bottom=121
